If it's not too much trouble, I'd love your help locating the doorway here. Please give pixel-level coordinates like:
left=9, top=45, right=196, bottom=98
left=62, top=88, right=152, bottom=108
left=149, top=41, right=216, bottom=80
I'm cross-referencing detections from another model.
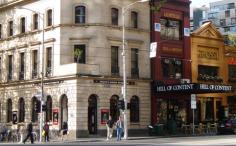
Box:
left=88, top=95, right=97, bottom=134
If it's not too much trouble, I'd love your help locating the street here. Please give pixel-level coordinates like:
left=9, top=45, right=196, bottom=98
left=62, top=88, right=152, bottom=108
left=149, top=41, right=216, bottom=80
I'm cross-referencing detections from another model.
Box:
left=1, top=135, right=236, bottom=146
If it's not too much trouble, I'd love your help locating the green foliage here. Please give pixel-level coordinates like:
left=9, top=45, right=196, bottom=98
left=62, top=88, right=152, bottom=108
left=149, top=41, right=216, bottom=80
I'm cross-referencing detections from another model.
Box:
left=228, top=34, right=236, bottom=46
left=151, top=0, right=166, bottom=12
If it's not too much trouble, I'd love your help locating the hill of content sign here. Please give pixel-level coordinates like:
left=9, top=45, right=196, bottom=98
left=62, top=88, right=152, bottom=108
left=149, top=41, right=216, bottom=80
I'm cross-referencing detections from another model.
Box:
left=154, top=83, right=233, bottom=94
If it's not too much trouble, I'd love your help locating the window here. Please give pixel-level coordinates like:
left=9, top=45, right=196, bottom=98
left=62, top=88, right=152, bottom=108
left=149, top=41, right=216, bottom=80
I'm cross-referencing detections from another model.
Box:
left=19, top=53, right=25, bottom=80
left=198, top=65, right=219, bottom=81
left=47, top=9, right=52, bottom=26
left=160, top=18, right=181, bottom=40
left=46, top=96, right=52, bottom=122
left=32, top=50, right=38, bottom=78
left=32, top=97, right=39, bottom=122
left=220, top=19, right=226, bottom=26
left=46, top=47, right=52, bottom=76
left=131, top=11, right=138, bottom=28
left=8, top=21, right=13, bottom=36
left=111, top=8, right=119, bottom=25
left=131, top=48, right=139, bottom=77
left=229, top=65, right=236, bottom=82
left=75, top=6, right=86, bottom=23
left=33, top=13, right=39, bottom=30
left=225, top=10, right=230, bottom=17
left=130, top=96, right=139, bottom=122
left=227, top=3, right=235, bottom=9
left=0, top=24, right=2, bottom=39
left=231, top=17, right=236, bottom=24
left=20, top=17, right=26, bottom=33
left=111, top=46, right=119, bottom=75
left=18, top=98, right=25, bottom=123
left=7, top=99, right=12, bottom=123
left=74, top=44, right=86, bottom=63
left=161, top=58, right=182, bottom=79
left=8, top=55, right=13, bottom=81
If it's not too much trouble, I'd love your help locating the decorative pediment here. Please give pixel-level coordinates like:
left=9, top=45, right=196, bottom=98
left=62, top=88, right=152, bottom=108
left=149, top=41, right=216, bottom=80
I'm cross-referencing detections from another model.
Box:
left=192, top=22, right=223, bottom=39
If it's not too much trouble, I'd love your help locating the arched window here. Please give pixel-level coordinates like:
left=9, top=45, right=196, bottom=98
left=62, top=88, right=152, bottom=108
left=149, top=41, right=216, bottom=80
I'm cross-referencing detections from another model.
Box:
left=18, top=98, right=25, bottom=123
left=47, top=9, right=53, bottom=26
left=31, top=97, right=39, bottom=122
left=75, top=6, right=86, bottom=23
left=130, top=96, right=139, bottom=122
left=46, top=96, right=52, bottom=122
left=110, top=95, right=119, bottom=121
left=60, top=94, right=68, bottom=129
left=7, top=98, right=12, bottom=123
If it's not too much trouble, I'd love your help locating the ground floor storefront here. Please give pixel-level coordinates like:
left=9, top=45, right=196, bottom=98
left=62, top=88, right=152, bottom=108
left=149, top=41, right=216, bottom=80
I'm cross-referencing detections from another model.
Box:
left=0, top=77, right=151, bottom=139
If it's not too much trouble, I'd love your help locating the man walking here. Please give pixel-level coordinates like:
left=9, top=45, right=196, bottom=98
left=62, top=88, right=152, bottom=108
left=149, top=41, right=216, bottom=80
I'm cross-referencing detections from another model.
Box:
left=23, top=121, right=34, bottom=144
left=106, top=116, right=114, bottom=140
left=116, top=116, right=123, bottom=141
left=43, top=122, right=50, bottom=142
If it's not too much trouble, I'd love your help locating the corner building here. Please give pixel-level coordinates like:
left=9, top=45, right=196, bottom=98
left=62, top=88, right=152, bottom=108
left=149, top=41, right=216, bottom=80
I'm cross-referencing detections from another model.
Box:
left=0, top=0, right=150, bottom=138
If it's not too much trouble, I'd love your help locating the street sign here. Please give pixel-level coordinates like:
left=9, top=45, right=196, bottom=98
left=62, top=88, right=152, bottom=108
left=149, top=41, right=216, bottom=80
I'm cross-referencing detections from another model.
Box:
left=191, top=94, right=196, bottom=109
left=150, top=42, right=157, bottom=58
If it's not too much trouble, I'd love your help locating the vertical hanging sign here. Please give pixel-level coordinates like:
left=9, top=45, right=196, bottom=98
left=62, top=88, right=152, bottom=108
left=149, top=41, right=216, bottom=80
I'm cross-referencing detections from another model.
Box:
left=150, top=42, right=157, bottom=58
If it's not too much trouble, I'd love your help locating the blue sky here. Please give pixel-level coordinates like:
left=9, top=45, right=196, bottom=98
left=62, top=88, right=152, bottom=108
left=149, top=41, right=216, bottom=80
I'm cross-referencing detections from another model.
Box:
left=190, top=0, right=219, bottom=8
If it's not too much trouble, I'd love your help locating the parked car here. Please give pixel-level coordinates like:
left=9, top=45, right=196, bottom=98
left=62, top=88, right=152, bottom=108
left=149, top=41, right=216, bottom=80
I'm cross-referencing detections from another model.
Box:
left=218, top=118, right=236, bottom=134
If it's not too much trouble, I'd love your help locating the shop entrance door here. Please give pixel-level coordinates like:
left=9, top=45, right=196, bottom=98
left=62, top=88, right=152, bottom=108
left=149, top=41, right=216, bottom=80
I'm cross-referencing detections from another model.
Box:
left=88, top=95, right=97, bottom=134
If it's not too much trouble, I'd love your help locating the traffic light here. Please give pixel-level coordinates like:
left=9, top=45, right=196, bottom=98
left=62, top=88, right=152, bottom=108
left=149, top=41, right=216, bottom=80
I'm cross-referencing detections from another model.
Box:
left=118, top=100, right=125, bottom=110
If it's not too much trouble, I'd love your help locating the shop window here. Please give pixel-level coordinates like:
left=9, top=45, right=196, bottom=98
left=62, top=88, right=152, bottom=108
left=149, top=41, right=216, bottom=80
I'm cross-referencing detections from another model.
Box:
left=46, top=96, right=52, bottom=122
left=18, top=98, right=25, bottom=123
left=111, top=8, right=119, bottom=25
left=160, top=18, right=181, bottom=40
left=74, top=44, right=86, bottom=64
left=197, top=65, right=221, bottom=82
left=75, top=6, right=86, bottom=24
left=7, top=99, right=12, bottom=123
left=130, top=96, right=139, bottom=122
left=111, top=46, right=119, bottom=76
left=161, top=58, right=182, bottom=79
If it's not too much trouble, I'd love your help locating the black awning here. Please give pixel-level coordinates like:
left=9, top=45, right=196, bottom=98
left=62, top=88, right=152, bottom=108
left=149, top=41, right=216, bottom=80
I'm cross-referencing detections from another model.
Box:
left=153, top=83, right=233, bottom=94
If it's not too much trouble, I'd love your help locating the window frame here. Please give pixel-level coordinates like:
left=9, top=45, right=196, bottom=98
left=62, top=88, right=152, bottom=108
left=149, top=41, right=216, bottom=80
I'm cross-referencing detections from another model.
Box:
left=20, top=17, right=26, bottom=34
left=74, top=44, right=86, bottom=64
left=46, top=9, right=53, bottom=27
left=111, top=8, right=119, bottom=26
left=46, top=96, right=52, bottom=122
left=75, top=5, right=86, bottom=24
left=131, top=11, right=138, bottom=28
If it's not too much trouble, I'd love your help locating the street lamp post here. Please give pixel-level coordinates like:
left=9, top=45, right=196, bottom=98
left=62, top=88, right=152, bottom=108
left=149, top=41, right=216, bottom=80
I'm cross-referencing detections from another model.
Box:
left=122, top=0, right=149, bottom=140
left=15, top=7, right=45, bottom=143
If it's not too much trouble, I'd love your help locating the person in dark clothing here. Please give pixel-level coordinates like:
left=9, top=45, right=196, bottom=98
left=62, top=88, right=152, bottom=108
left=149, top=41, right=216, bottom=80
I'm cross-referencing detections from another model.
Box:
left=23, top=122, right=34, bottom=144
left=43, top=122, right=50, bottom=142
left=61, top=121, right=68, bottom=141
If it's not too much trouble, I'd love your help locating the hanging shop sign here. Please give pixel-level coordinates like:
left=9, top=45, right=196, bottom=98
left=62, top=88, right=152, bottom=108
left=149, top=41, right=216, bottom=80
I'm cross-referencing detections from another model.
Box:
left=154, top=83, right=233, bottom=94
left=52, top=109, right=59, bottom=125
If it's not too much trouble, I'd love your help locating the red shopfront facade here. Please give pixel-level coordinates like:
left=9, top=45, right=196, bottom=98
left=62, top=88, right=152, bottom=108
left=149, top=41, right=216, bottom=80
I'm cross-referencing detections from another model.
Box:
left=150, top=0, right=191, bottom=127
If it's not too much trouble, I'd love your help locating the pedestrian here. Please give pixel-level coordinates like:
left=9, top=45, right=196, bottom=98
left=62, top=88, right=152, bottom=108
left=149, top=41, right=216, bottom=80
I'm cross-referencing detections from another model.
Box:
left=61, top=121, right=68, bottom=141
left=23, top=121, right=34, bottom=144
left=116, top=116, right=124, bottom=141
left=0, top=124, right=8, bottom=142
left=106, top=115, right=114, bottom=140
left=43, top=122, right=50, bottom=142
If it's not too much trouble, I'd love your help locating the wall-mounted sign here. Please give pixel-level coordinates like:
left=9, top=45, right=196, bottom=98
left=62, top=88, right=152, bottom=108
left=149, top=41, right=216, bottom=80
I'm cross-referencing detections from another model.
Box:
left=184, top=28, right=190, bottom=37
left=163, top=12, right=182, bottom=20
left=154, top=23, right=161, bottom=32
left=52, top=109, right=59, bottom=125
left=150, top=42, right=157, bottom=58
left=198, top=47, right=219, bottom=60
left=101, top=109, right=109, bottom=124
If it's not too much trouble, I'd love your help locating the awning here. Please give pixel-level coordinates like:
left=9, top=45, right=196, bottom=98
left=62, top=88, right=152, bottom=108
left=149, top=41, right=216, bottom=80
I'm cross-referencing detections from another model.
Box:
left=153, top=83, right=233, bottom=94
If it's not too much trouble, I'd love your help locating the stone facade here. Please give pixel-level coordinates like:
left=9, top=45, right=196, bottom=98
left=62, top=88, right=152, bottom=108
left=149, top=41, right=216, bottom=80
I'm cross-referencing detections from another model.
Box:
left=0, top=0, right=150, bottom=139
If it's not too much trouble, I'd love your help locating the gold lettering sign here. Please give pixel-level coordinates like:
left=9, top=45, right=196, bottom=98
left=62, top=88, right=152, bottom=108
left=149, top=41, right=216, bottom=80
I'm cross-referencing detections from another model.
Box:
left=164, top=12, right=181, bottom=20
left=198, top=47, right=219, bottom=60
left=162, top=46, right=182, bottom=53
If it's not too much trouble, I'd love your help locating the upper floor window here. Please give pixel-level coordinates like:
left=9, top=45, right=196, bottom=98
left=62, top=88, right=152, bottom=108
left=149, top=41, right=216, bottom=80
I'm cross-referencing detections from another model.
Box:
left=160, top=18, right=181, bottom=40
left=75, top=6, right=86, bottom=24
left=130, top=96, right=139, bottom=122
left=131, top=48, right=139, bottom=78
left=0, top=24, right=2, bottom=39
left=227, top=3, right=235, bottom=9
left=131, top=11, right=138, bottom=28
left=47, top=9, right=52, bottom=27
left=20, top=17, right=26, bottom=33
left=111, top=8, right=119, bottom=25
left=74, top=44, right=86, bottom=64
left=8, top=21, right=13, bottom=36
left=161, top=58, right=182, bottom=79
left=32, top=50, right=38, bottom=78
left=225, top=10, right=230, bottom=17
left=197, top=65, right=220, bottom=81
left=8, top=55, right=13, bottom=80
left=33, top=13, right=39, bottom=30
left=220, top=19, right=226, bottom=26
left=19, top=52, right=25, bottom=80
left=111, top=46, right=119, bottom=75
left=46, top=47, right=52, bottom=76
left=229, top=65, right=236, bottom=82
left=231, top=17, right=236, bottom=25
left=7, top=98, right=12, bottom=123
left=0, top=57, right=2, bottom=80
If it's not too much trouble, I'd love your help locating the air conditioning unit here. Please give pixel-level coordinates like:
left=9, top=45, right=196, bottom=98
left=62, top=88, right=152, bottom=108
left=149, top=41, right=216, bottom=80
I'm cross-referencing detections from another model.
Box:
left=180, top=78, right=190, bottom=84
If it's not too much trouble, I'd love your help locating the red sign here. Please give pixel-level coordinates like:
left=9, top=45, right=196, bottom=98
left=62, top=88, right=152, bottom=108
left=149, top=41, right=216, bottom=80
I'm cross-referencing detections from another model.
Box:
left=101, top=109, right=109, bottom=124
left=228, top=57, right=236, bottom=65
left=52, top=109, right=59, bottom=125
